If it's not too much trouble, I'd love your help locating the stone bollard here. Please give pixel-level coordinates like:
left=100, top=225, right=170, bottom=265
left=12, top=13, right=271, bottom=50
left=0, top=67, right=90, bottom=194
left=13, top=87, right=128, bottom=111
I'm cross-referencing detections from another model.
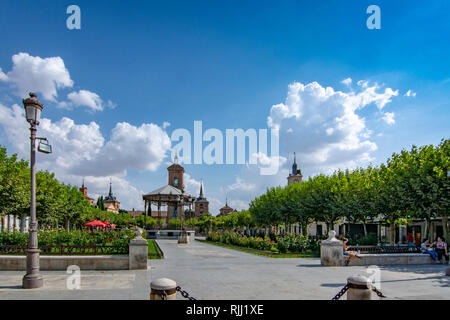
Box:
left=445, top=267, right=450, bottom=276
left=129, top=227, right=148, bottom=270
left=347, top=275, right=372, bottom=300
left=320, top=231, right=344, bottom=266
left=150, top=278, right=177, bottom=300
left=178, top=230, right=190, bottom=244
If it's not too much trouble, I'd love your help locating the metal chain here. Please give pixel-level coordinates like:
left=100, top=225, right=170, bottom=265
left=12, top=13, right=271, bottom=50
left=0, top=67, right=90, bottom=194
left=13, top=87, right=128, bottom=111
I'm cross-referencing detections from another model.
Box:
left=331, top=284, right=386, bottom=300
left=371, top=286, right=386, bottom=298
left=160, top=291, right=167, bottom=300
left=331, top=284, right=349, bottom=300
left=176, top=286, right=197, bottom=300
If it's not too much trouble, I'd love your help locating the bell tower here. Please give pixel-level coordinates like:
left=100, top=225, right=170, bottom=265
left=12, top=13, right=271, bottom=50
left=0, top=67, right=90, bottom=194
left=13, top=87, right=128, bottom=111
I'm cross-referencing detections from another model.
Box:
left=287, top=152, right=303, bottom=185
left=167, top=153, right=184, bottom=191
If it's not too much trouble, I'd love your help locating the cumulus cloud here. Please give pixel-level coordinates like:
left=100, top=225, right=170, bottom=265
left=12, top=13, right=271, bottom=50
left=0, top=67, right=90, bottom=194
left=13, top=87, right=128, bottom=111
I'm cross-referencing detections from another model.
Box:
left=0, top=68, right=8, bottom=82
left=382, top=112, right=396, bottom=125
left=66, top=90, right=104, bottom=111
left=57, top=90, right=117, bottom=112
left=341, top=78, right=352, bottom=86
left=69, top=122, right=172, bottom=176
left=0, top=53, right=73, bottom=101
left=267, top=81, right=399, bottom=172
left=0, top=102, right=171, bottom=210
left=0, top=53, right=114, bottom=113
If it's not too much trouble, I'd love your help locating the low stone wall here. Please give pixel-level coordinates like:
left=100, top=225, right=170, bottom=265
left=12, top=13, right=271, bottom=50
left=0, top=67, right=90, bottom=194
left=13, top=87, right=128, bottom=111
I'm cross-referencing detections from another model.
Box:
left=0, top=255, right=129, bottom=271
left=0, top=232, right=149, bottom=271
left=348, top=253, right=433, bottom=266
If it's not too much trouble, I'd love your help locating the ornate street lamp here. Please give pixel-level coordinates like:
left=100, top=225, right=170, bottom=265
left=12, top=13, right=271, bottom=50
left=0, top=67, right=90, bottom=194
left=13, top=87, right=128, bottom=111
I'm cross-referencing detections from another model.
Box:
left=22, top=93, right=44, bottom=289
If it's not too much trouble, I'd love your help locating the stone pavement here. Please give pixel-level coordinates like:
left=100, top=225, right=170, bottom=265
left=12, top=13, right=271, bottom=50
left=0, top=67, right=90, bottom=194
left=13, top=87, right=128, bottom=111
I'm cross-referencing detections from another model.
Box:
left=0, top=239, right=448, bottom=300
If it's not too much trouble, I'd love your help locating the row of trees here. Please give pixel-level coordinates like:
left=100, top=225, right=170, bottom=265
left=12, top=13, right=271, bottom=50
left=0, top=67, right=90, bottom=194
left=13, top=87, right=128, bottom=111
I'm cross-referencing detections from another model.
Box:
left=0, top=146, right=135, bottom=231
left=249, top=140, right=449, bottom=245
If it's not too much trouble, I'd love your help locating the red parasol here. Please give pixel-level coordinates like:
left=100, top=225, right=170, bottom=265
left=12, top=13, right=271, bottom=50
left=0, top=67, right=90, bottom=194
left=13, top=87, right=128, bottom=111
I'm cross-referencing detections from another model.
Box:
left=84, top=220, right=107, bottom=228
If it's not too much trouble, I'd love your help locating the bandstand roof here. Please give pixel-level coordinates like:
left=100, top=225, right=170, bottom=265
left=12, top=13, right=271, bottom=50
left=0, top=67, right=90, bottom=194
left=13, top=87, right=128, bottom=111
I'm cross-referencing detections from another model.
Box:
left=142, top=185, right=195, bottom=205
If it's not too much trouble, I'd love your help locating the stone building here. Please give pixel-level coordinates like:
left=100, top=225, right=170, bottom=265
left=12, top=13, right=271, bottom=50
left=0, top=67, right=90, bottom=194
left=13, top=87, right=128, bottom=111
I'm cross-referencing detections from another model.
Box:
left=218, top=199, right=235, bottom=216
left=103, top=181, right=120, bottom=214
left=79, top=180, right=95, bottom=206
left=287, top=152, right=303, bottom=185
left=194, top=181, right=209, bottom=217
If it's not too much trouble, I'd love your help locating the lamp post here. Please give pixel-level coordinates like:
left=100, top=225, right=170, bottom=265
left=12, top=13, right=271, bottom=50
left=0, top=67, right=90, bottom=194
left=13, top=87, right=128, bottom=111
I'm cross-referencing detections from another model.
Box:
left=22, top=93, right=44, bottom=289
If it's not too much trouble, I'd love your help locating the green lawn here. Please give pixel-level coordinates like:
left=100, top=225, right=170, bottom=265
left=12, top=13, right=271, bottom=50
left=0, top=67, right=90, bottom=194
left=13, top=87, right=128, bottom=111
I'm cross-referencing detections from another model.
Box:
left=147, top=239, right=163, bottom=259
left=199, top=240, right=319, bottom=258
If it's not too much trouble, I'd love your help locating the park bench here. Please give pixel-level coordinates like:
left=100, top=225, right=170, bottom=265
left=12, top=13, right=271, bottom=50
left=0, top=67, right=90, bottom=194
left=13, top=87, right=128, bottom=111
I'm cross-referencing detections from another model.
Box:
left=345, top=246, right=433, bottom=266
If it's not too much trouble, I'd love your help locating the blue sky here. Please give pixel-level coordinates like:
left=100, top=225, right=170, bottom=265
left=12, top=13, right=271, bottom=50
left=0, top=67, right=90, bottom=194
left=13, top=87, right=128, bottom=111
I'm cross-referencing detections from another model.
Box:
left=0, top=0, right=449, bottom=213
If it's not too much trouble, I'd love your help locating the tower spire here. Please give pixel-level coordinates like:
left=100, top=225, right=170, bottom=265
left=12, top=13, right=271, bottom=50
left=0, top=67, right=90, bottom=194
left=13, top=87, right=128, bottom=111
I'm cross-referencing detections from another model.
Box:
left=109, top=178, right=113, bottom=196
left=82, top=178, right=85, bottom=189
left=174, top=152, right=179, bottom=164
left=199, top=180, right=204, bottom=198
left=292, top=152, right=298, bottom=175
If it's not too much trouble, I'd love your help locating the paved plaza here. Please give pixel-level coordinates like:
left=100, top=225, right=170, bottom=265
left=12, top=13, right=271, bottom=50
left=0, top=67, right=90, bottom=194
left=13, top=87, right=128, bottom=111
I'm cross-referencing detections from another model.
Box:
left=0, top=239, right=448, bottom=300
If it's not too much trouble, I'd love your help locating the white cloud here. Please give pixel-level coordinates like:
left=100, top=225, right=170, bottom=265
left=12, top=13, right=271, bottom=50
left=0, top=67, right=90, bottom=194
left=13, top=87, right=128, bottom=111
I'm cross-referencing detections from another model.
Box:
left=184, top=173, right=202, bottom=197
left=267, top=81, right=399, bottom=172
left=0, top=102, right=171, bottom=210
left=341, top=78, right=352, bottom=86
left=70, top=122, right=172, bottom=176
left=404, top=89, right=417, bottom=97
left=382, top=112, right=396, bottom=125
left=163, top=122, right=171, bottom=129
left=66, top=90, right=104, bottom=111
left=0, top=53, right=73, bottom=101
left=0, top=68, right=8, bottom=82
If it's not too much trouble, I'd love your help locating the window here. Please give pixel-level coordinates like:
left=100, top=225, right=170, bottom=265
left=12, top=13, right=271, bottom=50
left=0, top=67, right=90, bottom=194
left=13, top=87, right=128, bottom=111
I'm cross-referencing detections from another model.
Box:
left=173, top=177, right=179, bottom=187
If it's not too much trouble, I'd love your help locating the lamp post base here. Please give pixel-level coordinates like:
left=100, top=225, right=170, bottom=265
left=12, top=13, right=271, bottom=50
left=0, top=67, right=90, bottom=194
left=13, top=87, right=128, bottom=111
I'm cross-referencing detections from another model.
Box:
left=22, top=273, right=44, bottom=289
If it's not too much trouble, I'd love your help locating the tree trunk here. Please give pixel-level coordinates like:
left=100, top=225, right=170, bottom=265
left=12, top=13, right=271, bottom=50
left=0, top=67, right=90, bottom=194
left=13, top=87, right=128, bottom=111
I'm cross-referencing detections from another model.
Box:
left=389, top=224, right=396, bottom=246
left=302, top=222, right=308, bottom=237
left=442, top=216, right=449, bottom=242
left=362, top=221, right=368, bottom=237
left=424, top=218, right=431, bottom=241
left=65, top=219, right=70, bottom=231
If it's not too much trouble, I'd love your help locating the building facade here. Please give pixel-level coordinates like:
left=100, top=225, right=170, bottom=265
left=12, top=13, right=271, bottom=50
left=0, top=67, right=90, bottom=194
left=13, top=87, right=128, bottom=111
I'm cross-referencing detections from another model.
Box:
left=194, top=181, right=209, bottom=217
left=103, top=181, right=120, bottom=214
left=79, top=180, right=95, bottom=206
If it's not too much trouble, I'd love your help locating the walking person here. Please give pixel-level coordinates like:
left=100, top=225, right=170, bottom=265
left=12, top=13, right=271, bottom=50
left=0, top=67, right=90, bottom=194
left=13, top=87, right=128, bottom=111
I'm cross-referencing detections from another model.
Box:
left=434, top=237, right=449, bottom=264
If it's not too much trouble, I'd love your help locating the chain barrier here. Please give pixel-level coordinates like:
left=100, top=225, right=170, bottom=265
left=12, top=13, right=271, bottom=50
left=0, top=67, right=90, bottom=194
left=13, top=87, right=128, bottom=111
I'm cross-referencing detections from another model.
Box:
left=176, top=286, right=198, bottom=300
left=331, top=283, right=386, bottom=300
left=331, top=284, right=349, bottom=300
left=371, top=286, right=386, bottom=298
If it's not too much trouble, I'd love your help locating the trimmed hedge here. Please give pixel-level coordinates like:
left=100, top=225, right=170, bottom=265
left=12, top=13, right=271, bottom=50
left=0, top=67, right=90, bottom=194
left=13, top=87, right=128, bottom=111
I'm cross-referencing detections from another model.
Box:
left=0, top=229, right=135, bottom=247
left=207, top=231, right=319, bottom=253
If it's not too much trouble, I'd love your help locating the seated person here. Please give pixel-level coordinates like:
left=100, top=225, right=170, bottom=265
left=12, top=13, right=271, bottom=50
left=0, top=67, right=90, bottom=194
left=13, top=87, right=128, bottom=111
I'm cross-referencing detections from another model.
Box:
left=421, top=239, right=439, bottom=263
left=342, top=237, right=361, bottom=266
left=407, top=233, right=415, bottom=246
left=434, top=237, right=449, bottom=264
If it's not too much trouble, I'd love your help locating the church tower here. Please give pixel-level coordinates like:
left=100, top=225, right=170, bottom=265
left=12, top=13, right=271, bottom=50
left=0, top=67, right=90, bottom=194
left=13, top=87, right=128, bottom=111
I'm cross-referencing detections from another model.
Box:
left=167, top=153, right=184, bottom=191
left=194, top=180, right=209, bottom=217
left=167, top=154, right=185, bottom=221
left=287, top=153, right=303, bottom=185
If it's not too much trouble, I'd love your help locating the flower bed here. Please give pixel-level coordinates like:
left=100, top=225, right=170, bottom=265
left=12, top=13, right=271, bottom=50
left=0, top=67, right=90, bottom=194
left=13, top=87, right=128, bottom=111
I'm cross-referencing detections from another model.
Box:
left=206, top=231, right=319, bottom=254
left=0, top=229, right=135, bottom=247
